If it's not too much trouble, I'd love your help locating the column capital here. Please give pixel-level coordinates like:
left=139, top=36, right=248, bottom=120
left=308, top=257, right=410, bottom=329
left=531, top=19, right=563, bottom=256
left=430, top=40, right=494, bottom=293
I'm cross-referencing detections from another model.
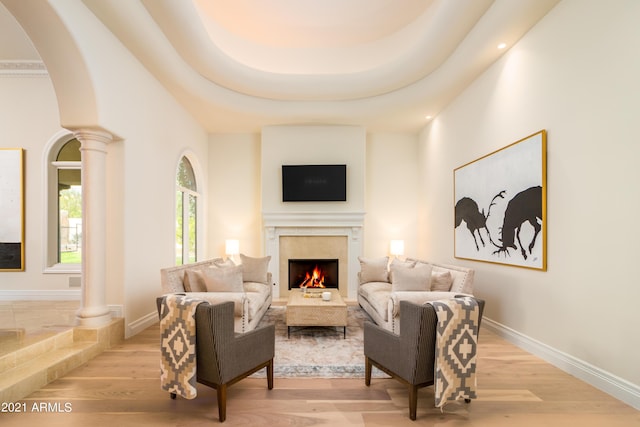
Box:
left=74, top=129, right=113, bottom=153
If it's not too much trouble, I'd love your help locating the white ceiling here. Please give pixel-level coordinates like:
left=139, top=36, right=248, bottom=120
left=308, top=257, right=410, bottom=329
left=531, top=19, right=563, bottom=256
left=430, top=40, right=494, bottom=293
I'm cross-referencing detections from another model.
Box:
left=1, top=0, right=560, bottom=133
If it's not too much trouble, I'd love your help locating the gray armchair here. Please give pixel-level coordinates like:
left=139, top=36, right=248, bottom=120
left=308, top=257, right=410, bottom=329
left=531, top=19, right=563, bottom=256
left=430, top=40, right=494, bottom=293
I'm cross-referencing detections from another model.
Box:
left=157, top=297, right=275, bottom=422
left=364, top=298, right=485, bottom=420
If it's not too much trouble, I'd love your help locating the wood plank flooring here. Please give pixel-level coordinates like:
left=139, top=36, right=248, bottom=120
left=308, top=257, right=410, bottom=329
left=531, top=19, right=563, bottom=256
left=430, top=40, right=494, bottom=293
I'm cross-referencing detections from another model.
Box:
left=1, top=323, right=638, bottom=426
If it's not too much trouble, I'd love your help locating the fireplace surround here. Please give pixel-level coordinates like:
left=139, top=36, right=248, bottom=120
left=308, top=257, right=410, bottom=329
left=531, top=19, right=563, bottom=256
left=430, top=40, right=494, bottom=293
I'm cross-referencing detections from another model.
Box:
left=262, top=211, right=365, bottom=299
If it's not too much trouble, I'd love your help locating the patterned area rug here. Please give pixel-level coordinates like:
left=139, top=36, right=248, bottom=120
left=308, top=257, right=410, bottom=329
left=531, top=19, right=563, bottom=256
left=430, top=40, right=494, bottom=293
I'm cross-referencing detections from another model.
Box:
left=252, top=305, right=388, bottom=378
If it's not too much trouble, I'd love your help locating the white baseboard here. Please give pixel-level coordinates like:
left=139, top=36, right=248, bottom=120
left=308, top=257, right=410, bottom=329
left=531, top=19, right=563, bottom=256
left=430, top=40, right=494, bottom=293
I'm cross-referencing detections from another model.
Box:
left=127, top=311, right=158, bottom=339
left=107, top=305, right=123, bottom=319
left=0, top=289, right=81, bottom=300
left=483, top=317, right=640, bottom=410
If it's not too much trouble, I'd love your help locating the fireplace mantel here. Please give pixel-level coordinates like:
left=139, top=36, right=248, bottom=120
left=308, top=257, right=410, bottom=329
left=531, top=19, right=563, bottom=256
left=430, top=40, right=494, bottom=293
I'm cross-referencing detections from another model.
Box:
left=262, top=211, right=365, bottom=300
left=262, top=211, right=365, bottom=228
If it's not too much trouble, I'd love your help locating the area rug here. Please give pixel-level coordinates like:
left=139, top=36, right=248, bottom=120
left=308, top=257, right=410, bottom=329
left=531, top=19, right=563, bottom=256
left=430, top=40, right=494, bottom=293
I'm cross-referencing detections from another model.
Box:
left=251, top=305, right=388, bottom=378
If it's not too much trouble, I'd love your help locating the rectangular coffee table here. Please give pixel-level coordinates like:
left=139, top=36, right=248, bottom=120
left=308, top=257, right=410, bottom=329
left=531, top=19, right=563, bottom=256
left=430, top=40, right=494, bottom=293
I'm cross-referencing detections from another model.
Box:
left=286, top=289, right=348, bottom=338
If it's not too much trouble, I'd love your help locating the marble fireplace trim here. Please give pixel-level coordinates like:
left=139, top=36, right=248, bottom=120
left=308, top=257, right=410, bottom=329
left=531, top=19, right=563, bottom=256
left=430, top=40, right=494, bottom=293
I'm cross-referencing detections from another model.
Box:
left=262, top=212, right=365, bottom=300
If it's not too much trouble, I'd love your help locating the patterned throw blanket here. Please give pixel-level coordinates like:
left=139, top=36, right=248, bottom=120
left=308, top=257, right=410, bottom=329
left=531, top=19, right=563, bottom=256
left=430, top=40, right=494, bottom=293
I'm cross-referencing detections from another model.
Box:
left=429, top=297, right=480, bottom=409
left=160, top=294, right=205, bottom=399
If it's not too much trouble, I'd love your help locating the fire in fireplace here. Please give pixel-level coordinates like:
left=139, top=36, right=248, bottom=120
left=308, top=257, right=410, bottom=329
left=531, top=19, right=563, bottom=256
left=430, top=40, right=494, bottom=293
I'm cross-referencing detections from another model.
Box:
left=288, top=259, right=339, bottom=290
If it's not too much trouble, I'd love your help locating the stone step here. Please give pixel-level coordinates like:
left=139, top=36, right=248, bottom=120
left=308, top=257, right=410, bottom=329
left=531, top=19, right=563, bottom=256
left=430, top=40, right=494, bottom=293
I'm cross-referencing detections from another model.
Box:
left=0, top=318, right=124, bottom=402
left=0, top=328, right=74, bottom=375
left=0, top=340, right=99, bottom=402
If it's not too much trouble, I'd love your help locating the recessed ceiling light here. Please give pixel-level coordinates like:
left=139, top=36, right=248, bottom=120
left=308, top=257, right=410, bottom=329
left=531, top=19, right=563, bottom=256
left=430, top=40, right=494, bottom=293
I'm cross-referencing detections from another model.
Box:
left=425, top=115, right=433, bottom=120
left=497, top=43, right=507, bottom=49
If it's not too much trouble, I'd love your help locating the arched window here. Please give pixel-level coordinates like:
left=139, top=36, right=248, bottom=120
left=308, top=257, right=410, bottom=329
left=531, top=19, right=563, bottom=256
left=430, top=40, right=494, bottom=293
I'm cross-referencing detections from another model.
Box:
left=45, top=136, right=82, bottom=271
left=176, top=156, right=199, bottom=265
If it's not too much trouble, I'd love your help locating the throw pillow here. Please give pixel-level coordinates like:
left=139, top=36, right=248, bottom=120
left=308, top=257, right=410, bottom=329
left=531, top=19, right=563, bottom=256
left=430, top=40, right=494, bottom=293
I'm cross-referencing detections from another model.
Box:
left=388, top=258, right=417, bottom=282
left=239, top=254, right=271, bottom=284
left=390, top=258, right=416, bottom=268
left=358, top=256, right=390, bottom=283
left=183, top=269, right=207, bottom=292
left=213, top=258, right=235, bottom=268
left=430, top=270, right=454, bottom=291
left=391, top=263, right=433, bottom=292
left=202, top=265, right=244, bottom=292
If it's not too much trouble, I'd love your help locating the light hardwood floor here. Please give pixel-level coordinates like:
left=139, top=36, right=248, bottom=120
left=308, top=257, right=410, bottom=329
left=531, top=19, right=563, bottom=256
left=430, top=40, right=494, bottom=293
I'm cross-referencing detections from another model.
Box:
left=2, top=323, right=638, bottom=426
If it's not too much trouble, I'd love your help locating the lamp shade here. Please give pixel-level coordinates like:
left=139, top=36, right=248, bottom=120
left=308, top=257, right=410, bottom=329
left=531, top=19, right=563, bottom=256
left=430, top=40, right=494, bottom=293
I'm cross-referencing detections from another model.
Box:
left=225, top=239, right=240, bottom=256
left=390, top=239, right=405, bottom=256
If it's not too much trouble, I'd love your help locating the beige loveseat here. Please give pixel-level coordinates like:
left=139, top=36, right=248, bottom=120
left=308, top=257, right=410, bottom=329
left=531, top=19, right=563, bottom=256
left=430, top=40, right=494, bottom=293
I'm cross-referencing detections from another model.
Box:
left=160, top=256, right=273, bottom=333
left=357, top=257, right=475, bottom=333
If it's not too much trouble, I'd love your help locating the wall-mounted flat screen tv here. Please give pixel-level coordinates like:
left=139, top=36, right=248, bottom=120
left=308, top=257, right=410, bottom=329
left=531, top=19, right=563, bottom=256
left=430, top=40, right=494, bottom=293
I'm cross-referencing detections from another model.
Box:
left=282, top=164, right=346, bottom=202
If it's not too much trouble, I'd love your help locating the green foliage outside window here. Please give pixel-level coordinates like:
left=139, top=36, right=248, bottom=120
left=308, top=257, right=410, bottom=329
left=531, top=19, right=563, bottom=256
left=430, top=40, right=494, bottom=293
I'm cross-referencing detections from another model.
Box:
left=59, top=185, right=82, bottom=264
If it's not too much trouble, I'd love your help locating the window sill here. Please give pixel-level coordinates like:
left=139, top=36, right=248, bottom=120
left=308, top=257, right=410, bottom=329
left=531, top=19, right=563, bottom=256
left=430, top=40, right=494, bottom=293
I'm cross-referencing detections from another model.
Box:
left=44, top=263, right=81, bottom=274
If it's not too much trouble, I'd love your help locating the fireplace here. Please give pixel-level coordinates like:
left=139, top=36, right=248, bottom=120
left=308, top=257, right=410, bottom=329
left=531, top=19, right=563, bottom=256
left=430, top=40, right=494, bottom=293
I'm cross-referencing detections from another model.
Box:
left=263, top=211, right=365, bottom=299
left=288, top=259, right=339, bottom=290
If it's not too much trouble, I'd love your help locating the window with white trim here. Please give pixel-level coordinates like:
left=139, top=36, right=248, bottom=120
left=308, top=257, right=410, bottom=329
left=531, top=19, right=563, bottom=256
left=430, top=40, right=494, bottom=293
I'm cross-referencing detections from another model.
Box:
left=176, top=156, right=199, bottom=265
left=46, top=137, right=82, bottom=271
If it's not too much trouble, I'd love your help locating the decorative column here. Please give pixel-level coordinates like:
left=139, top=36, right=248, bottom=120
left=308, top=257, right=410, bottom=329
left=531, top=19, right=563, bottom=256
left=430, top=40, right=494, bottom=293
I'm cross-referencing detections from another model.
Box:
left=74, top=129, right=112, bottom=327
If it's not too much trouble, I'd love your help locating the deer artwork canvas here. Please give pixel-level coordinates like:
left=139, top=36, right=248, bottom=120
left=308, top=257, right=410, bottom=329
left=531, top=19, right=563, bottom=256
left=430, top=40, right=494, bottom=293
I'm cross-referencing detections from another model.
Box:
left=454, top=130, right=547, bottom=270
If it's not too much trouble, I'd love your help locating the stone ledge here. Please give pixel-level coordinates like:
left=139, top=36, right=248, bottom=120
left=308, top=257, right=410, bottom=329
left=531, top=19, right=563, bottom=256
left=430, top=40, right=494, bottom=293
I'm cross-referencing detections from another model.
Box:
left=0, top=317, right=124, bottom=402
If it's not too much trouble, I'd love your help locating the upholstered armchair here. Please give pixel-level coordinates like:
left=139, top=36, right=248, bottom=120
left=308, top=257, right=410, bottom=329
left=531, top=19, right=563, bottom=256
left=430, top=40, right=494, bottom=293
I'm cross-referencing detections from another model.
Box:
left=364, top=298, right=485, bottom=420
left=157, top=297, right=275, bottom=422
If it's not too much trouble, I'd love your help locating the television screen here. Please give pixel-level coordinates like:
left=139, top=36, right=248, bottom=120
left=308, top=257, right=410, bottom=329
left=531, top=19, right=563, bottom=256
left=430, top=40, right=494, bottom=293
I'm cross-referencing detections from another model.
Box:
left=282, top=164, right=346, bottom=202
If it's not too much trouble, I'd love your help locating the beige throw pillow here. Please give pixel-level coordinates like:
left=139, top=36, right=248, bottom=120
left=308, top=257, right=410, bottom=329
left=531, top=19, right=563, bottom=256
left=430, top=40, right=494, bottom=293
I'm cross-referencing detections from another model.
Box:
left=391, top=263, right=433, bottom=292
left=239, top=254, right=271, bottom=284
left=430, top=270, right=454, bottom=291
left=390, top=258, right=417, bottom=268
left=202, top=265, right=244, bottom=292
left=213, top=258, right=235, bottom=268
left=182, top=259, right=236, bottom=292
left=358, top=256, right=389, bottom=283
left=388, top=258, right=416, bottom=282
left=183, top=269, right=207, bottom=292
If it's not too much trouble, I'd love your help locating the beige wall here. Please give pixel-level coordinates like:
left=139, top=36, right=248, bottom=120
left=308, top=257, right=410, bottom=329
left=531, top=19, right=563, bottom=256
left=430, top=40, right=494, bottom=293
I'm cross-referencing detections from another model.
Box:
left=208, top=132, right=262, bottom=258
left=206, top=127, right=419, bottom=261
left=418, top=0, right=640, bottom=393
left=365, top=132, right=419, bottom=257
left=261, top=124, right=366, bottom=213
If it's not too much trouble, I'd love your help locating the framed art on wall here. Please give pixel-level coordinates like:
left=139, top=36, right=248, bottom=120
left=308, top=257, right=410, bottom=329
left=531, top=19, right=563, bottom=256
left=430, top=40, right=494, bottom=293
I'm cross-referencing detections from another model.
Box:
left=454, top=130, right=547, bottom=270
left=0, top=148, right=25, bottom=271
